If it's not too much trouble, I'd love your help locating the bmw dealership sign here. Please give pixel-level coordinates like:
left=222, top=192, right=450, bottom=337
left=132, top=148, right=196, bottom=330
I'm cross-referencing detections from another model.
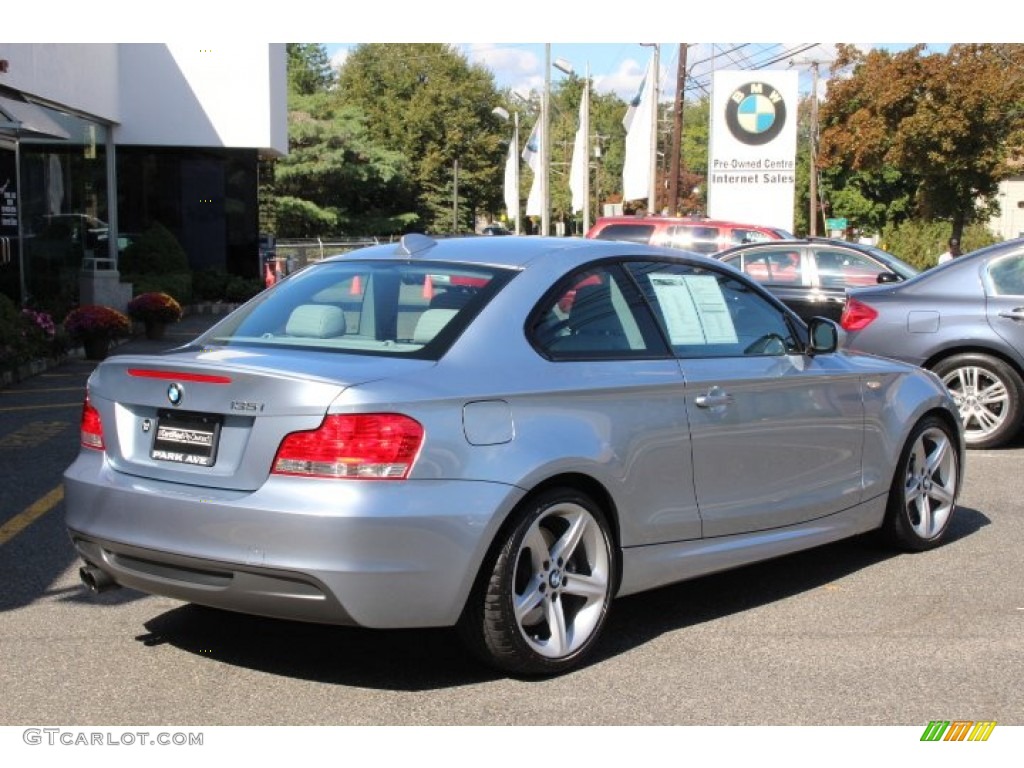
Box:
left=708, top=70, right=798, bottom=231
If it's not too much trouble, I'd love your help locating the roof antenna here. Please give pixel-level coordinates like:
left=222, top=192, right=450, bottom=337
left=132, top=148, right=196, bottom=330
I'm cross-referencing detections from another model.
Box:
left=397, top=234, right=437, bottom=257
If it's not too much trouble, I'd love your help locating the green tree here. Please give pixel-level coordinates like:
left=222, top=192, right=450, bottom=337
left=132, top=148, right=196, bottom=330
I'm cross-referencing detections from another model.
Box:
left=337, top=44, right=506, bottom=233
left=819, top=43, right=1024, bottom=244
left=274, top=92, right=414, bottom=237
left=287, top=43, right=336, bottom=96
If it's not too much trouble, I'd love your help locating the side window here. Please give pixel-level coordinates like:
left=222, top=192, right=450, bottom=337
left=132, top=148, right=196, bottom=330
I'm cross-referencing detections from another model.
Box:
left=667, top=226, right=720, bottom=254
left=730, top=228, right=773, bottom=245
left=813, top=249, right=884, bottom=289
left=591, top=224, right=655, bottom=244
left=723, top=248, right=803, bottom=285
left=626, top=261, right=800, bottom=358
left=987, top=255, right=1024, bottom=296
left=530, top=265, right=660, bottom=359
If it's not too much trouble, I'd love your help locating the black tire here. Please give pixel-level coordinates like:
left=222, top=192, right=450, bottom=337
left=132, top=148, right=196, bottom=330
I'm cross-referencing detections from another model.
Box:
left=881, top=415, right=960, bottom=551
left=458, top=487, right=616, bottom=677
left=931, top=353, right=1024, bottom=449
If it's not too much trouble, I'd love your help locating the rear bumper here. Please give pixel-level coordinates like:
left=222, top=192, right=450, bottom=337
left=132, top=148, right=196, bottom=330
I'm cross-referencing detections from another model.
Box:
left=64, top=452, right=524, bottom=628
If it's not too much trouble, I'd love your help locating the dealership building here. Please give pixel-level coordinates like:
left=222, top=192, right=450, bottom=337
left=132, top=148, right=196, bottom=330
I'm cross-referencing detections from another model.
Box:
left=0, top=43, right=287, bottom=311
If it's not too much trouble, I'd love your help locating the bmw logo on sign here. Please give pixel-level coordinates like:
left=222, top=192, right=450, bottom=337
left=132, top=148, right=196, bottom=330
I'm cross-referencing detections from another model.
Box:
left=725, top=82, right=787, bottom=146
left=167, top=383, right=184, bottom=407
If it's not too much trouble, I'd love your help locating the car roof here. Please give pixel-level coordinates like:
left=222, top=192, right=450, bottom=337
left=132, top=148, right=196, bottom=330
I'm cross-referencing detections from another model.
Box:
left=325, top=234, right=719, bottom=272
left=589, top=216, right=781, bottom=229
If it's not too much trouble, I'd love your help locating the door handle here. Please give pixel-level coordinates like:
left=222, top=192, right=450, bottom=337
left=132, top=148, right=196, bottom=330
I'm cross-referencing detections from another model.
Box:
left=998, top=307, right=1024, bottom=321
left=694, top=387, right=733, bottom=408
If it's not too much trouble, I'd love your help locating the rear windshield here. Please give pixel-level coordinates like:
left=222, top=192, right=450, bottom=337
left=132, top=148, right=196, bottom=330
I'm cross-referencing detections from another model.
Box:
left=592, top=224, right=656, bottom=244
left=199, top=260, right=515, bottom=359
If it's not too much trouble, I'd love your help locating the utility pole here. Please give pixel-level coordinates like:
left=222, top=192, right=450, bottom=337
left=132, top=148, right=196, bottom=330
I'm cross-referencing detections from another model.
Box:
left=668, top=44, right=688, bottom=216
left=647, top=44, right=660, bottom=213
left=452, top=159, right=459, bottom=233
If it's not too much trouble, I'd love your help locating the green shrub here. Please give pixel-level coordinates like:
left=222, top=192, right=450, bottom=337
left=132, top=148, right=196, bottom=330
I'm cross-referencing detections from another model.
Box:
left=119, top=222, right=189, bottom=275
left=192, top=269, right=230, bottom=302
left=879, top=221, right=1000, bottom=270
left=121, top=273, right=193, bottom=305
left=0, top=295, right=62, bottom=370
left=225, top=276, right=263, bottom=302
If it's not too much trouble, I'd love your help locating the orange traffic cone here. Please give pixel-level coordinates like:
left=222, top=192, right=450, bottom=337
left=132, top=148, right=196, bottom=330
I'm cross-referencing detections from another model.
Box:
left=264, top=262, right=276, bottom=288
left=350, top=274, right=362, bottom=295
left=422, top=274, right=434, bottom=300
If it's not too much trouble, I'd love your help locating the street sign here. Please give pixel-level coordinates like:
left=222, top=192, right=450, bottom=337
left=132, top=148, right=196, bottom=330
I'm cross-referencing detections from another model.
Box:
left=825, top=217, right=848, bottom=230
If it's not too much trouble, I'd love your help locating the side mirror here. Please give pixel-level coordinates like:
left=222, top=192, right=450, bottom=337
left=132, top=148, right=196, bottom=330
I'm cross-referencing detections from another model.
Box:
left=876, top=271, right=900, bottom=284
left=807, top=316, right=839, bottom=355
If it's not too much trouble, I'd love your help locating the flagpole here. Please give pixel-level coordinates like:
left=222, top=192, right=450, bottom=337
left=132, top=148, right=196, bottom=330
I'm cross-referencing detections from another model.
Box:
left=513, top=111, right=521, bottom=235
left=542, top=43, right=551, bottom=237
left=583, top=62, right=591, bottom=234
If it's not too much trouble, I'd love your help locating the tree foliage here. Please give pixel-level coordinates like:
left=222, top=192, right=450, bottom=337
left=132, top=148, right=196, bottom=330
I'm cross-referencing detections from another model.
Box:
left=287, top=44, right=336, bottom=96
left=336, top=44, right=507, bottom=233
left=274, top=92, right=413, bottom=236
left=819, top=44, right=1024, bottom=242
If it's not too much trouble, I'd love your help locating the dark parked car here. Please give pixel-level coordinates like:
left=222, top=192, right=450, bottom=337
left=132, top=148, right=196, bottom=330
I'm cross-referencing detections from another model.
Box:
left=717, top=238, right=918, bottom=323
left=65, top=234, right=962, bottom=676
left=841, top=238, right=1024, bottom=449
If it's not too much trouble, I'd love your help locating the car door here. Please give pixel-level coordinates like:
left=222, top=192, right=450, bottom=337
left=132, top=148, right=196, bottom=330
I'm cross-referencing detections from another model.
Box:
left=626, top=260, right=866, bottom=537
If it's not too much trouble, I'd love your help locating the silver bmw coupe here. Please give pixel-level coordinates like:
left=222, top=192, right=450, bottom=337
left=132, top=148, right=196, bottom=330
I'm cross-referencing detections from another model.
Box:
left=65, top=234, right=964, bottom=676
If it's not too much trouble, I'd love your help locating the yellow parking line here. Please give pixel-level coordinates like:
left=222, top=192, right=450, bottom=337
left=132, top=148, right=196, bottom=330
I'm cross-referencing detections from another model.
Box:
left=0, top=485, right=64, bottom=546
left=0, top=402, right=81, bottom=413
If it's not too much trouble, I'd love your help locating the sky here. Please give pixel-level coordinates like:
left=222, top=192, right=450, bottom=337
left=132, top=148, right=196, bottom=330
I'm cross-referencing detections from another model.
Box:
left=322, top=43, right=875, bottom=102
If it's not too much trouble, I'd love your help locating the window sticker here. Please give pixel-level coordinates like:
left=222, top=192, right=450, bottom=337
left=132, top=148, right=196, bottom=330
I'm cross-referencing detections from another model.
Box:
left=650, top=273, right=738, bottom=345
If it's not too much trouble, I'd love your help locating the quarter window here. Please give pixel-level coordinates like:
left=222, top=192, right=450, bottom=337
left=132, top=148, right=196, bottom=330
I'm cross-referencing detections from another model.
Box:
left=987, top=254, right=1024, bottom=296
left=530, top=265, right=660, bottom=359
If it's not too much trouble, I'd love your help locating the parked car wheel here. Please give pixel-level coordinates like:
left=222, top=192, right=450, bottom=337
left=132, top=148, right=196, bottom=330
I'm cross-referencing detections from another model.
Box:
left=931, top=353, right=1024, bottom=449
left=460, top=488, right=616, bottom=676
left=882, top=416, right=960, bottom=551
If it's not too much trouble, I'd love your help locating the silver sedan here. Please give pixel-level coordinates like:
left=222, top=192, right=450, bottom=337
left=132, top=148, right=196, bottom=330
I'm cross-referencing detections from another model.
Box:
left=65, top=235, right=964, bottom=676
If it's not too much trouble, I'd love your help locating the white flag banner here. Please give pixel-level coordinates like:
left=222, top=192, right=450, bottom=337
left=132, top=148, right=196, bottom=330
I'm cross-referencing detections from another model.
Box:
left=622, top=56, right=655, bottom=203
left=569, top=90, right=587, bottom=214
left=522, top=119, right=542, bottom=217
left=504, top=138, right=518, bottom=225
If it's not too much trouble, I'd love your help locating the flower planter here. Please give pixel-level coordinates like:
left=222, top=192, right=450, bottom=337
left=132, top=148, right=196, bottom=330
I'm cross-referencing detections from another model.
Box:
left=83, top=336, right=110, bottom=361
left=144, top=321, right=166, bottom=340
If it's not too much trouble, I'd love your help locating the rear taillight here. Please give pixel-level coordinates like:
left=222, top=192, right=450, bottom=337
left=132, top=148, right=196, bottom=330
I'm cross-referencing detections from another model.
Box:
left=80, top=396, right=105, bottom=450
left=840, top=298, right=879, bottom=331
left=272, top=414, right=424, bottom=480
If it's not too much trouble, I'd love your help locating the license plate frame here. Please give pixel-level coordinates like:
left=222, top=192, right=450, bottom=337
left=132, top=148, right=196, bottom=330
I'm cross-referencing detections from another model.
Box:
left=150, top=409, right=223, bottom=467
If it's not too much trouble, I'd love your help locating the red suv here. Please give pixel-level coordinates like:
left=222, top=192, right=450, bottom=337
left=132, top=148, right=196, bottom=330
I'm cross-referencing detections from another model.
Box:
left=585, top=216, right=793, bottom=254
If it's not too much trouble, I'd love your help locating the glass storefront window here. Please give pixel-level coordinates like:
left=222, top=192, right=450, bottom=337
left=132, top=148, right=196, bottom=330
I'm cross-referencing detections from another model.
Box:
left=3, top=101, right=109, bottom=314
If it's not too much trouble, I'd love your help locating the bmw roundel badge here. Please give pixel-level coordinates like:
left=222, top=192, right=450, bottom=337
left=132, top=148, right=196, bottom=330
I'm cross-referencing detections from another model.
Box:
left=725, top=81, right=787, bottom=146
left=167, top=383, right=184, bottom=407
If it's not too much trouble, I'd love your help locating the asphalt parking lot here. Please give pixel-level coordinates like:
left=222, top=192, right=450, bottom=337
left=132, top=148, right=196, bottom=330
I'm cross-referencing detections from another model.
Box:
left=1, top=314, right=1022, bottom=731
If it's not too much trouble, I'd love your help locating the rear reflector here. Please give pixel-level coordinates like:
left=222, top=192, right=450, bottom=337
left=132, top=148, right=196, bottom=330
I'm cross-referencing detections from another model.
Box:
left=272, top=414, right=424, bottom=480
left=127, top=369, right=232, bottom=384
left=81, top=396, right=104, bottom=450
left=840, top=298, right=879, bottom=331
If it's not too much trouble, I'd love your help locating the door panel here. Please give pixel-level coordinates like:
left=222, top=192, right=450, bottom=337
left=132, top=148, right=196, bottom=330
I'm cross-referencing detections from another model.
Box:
left=626, top=260, right=865, bottom=537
